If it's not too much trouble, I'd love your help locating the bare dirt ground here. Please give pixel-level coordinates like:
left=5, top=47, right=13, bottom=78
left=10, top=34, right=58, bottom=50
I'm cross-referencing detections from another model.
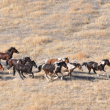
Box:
left=0, top=0, right=110, bottom=110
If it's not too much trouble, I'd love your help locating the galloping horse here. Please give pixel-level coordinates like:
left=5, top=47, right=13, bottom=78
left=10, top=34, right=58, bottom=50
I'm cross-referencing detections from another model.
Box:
left=61, top=62, right=83, bottom=78
left=82, top=59, right=110, bottom=77
left=13, top=60, right=37, bottom=80
left=0, top=47, right=19, bottom=64
left=38, top=57, right=69, bottom=72
left=42, top=61, right=68, bottom=81
left=7, top=57, right=31, bottom=74
left=45, top=57, right=69, bottom=64
left=0, top=63, right=4, bottom=70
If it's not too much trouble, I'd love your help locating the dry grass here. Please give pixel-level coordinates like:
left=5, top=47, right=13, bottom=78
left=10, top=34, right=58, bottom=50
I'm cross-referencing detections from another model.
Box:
left=0, top=0, right=110, bottom=110
left=69, top=52, right=89, bottom=60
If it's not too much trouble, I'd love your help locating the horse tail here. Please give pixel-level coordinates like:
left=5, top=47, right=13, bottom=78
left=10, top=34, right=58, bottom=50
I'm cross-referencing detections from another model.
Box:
left=38, top=65, right=42, bottom=72
left=6, top=59, right=10, bottom=66
left=82, top=62, right=87, bottom=67
left=13, top=66, right=16, bottom=76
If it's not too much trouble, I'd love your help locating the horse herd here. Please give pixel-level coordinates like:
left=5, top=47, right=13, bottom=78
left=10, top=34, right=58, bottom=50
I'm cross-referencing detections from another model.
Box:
left=0, top=47, right=110, bottom=81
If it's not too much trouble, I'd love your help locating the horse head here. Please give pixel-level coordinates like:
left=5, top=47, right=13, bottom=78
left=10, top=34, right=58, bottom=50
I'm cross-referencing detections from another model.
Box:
left=77, top=63, right=83, bottom=71
left=12, top=47, right=19, bottom=53
left=32, top=61, right=37, bottom=68
left=102, top=59, right=110, bottom=66
left=58, top=61, right=68, bottom=69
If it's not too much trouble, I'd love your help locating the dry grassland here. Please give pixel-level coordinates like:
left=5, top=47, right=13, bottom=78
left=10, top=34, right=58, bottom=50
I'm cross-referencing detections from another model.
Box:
left=0, top=0, right=110, bottom=110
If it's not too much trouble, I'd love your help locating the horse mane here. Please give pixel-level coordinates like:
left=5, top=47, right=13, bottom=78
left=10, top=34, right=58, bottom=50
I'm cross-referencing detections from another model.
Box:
left=102, top=59, right=109, bottom=62
left=6, top=47, right=15, bottom=52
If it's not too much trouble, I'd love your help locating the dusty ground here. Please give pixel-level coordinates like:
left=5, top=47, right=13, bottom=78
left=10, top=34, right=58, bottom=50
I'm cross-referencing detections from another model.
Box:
left=0, top=0, right=110, bottom=110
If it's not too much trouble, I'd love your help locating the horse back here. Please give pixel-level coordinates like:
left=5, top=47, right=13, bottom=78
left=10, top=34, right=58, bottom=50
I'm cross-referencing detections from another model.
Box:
left=15, top=64, right=31, bottom=72
left=43, top=64, right=55, bottom=72
left=46, top=59, right=58, bottom=64
left=0, top=53, right=7, bottom=59
left=10, top=59, right=19, bottom=66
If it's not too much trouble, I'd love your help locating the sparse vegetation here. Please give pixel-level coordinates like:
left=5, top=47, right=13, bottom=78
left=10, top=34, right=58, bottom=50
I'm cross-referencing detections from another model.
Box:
left=0, top=0, right=110, bottom=110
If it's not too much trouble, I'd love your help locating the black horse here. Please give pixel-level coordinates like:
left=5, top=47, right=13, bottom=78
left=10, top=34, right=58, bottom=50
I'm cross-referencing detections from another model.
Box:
left=13, top=60, right=37, bottom=80
left=82, top=59, right=110, bottom=78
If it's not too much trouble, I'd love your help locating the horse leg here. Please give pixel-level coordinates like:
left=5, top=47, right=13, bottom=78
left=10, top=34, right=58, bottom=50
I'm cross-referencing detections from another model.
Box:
left=88, top=67, right=91, bottom=74
left=45, top=73, right=50, bottom=81
left=17, top=70, right=24, bottom=80
left=6, top=59, right=9, bottom=66
left=47, top=74, right=52, bottom=80
left=93, top=69, right=99, bottom=77
left=102, top=70, right=109, bottom=78
left=7, top=65, right=12, bottom=74
left=21, top=71, right=26, bottom=78
left=12, top=66, right=16, bottom=75
left=31, top=72, right=34, bottom=78
left=60, top=72, right=64, bottom=80
left=54, top=73, right=58, bottom=80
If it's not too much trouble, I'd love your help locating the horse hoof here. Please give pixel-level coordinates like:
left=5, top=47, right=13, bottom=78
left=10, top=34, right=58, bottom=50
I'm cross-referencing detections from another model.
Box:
left=107, top=75, right=109, bottom=78
left=61, top=77, right=63, bottom=80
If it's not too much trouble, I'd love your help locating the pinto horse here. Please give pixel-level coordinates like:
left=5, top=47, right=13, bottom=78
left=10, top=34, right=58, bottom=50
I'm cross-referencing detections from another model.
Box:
left=82, top=59, right=110, bottom=78
left=61, top=62, right=83, bottom=78
left=7, top=57, right=31, bottom=74
left=0, top=63, right=4, bottom=70
left=42, top=61, right=68, bottom=81
left=0, top=47, right=19, bottom=64
left=13, top=60, right=37, bottom=80
left=38, top=57, right=69, bottom=72
left=45, top=57, right=69, bottom=64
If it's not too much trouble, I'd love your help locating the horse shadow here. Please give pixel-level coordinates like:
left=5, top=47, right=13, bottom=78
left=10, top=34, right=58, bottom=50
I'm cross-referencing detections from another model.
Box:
left=0, top=72, right=9, bottom=75
left=34, top=75, right=45, bottom=80
left=62, top=74, right=109, bottom=81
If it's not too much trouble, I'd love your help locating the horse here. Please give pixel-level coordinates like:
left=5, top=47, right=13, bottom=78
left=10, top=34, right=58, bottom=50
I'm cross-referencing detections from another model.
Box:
left=13, top=60, right=37, bottom=80
left=38, top=57, right=69, bottom=72
left=0, top=63, right=4, bottom=71
left=0, top=47, right=19, bottom=64
left=45, top=57, right=69, bottom=64
left=61, top=62, right=83, bottom=78
left=42, top=61, right=68, bottom=81
left=82, top=59, right=110, bottom=78
left=7, top=57, right=31, bottom=74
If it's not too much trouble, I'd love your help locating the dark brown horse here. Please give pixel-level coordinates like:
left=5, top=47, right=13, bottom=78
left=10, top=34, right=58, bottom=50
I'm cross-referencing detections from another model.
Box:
left=0, top=47, right=19, bottom=64
left=13, top=60, right=37, bottom=80
left=0, top=63, right=4, bottom=70
left=82, top=59, right=110, bottom=78
left=7, top=57, right=31, bottom=74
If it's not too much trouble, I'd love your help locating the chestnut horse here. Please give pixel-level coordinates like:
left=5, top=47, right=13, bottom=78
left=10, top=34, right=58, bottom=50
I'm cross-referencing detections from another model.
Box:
left=82, top=59, right=110, bottom=78
left=7, top=57, right=31, bottom=74
left=0, top=63, right=4, bottom=71
left=45, top=57, right=69, bottom=64
left=0, top=47, right=19, bottom=64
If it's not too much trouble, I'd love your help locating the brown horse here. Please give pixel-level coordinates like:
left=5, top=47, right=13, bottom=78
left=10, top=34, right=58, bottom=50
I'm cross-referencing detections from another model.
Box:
left=7, top=57, right=31, bottom=74
left=45, top=57, right=69, bottom=64
left=0, top=63, right=4, bottom=70
left=82, top=59, right=110, bottom=78
left=0, top=47, right=19, bottom=64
